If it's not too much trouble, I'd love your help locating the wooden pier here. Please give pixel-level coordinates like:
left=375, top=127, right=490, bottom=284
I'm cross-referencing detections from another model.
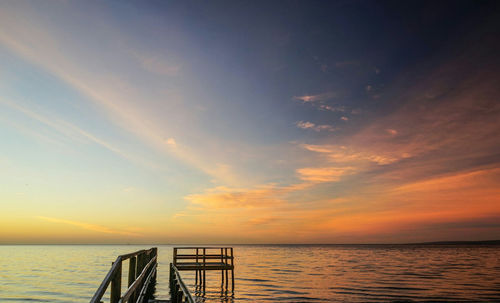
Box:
left=90, top=248, right=158, bottom=303
left=90, top=247, right=234, bottom=303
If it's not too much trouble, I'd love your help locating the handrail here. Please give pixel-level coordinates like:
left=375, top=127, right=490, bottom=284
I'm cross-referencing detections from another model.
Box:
left=90, top=247, right=157, bottom=303
left=90, top=256, right=123, bottom=302
left=136, top=262, right=158, bottom=302
left=170, top=263, right=195, bottom=303
left=120, top=255, right=157, bottom=302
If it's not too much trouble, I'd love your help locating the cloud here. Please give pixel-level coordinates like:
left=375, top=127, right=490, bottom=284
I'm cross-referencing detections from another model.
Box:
left=37, top=216, right=142, bottom=237
left=293, top=92, right=347, bottom=112
left=185, top=185, right=284, bottom=209
left=165, top=137, right=177, bottom=146
left=340, top=116, right=349, bottom=121
left=318, top=104, right=345, bottom=112
left=184, top=181, right=314, bottom=210
left=301, top=144, right=403, bottom=165
left=296, top=121, right=336, bottom=132
left=385, top=129, right=397, bottom=136
left=296, top=121, right=315, bottom=129
left=296, top=166, right=354, bottom=182
left=293, top=92, right=337, bottom=103
left=392, top=167, right=500, bottom=195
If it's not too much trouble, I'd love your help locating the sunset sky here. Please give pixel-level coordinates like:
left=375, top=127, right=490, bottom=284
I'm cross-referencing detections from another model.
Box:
left=1, top=1, right=499, bottom=244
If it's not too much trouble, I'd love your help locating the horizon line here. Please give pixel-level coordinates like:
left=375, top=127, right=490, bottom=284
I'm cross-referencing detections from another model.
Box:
left=1, top=240, right=499, bottom=246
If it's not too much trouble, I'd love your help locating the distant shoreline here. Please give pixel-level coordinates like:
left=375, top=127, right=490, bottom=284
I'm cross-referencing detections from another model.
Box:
left=1, top=240, right=500, bottom=245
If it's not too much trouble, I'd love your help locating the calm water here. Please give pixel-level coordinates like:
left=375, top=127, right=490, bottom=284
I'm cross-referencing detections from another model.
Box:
left=0, top=245, right=499, bottom=302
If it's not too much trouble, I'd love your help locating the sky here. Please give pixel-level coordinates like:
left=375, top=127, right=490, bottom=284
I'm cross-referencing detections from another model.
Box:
left=0, top=0, right=499, bottom=244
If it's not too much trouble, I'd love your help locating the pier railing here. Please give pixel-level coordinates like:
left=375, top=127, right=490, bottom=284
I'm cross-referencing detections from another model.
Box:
left=170, top=263, right=196, bottom=303
left=90, top=247, right=157, bottom=303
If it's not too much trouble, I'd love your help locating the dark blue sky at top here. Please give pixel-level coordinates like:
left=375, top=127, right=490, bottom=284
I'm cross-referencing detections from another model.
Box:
left=110, top=0, right=498, bottom=142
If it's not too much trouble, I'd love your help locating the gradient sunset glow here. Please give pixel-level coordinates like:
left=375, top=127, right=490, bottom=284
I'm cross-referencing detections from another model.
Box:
left=1, top=1, right=499, bottom=244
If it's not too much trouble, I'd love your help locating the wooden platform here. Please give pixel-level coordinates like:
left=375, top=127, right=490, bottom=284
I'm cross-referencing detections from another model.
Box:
left=172, top=247, right=235, bottom=293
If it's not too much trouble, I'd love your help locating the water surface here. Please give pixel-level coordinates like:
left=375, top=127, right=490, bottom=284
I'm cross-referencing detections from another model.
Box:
left=0, top=244, right=499, bottom=302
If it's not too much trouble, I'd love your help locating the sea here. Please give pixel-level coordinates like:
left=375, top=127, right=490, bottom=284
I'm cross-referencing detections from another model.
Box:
left=0, top=244, right=499, bottom=302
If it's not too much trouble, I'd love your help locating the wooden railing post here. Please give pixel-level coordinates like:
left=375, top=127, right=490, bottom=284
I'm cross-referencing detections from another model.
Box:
left=110, top=260, right=122, bottom=303
left=202, top=248, right=206, bottom=290
left=220, top=248, right=224, bottom=288
left=195, top=248, right=199, bottom=286
left=231, top=247, right=234, bottom=291
left=225, top=247, right=229, bottom=288
left=173, top=248, right=177, bottom=266
left=152, top=248, right=158, bottom=285
left=128, top=256, right=136, bottom=287
left=137, top=253, right=144, bottom=278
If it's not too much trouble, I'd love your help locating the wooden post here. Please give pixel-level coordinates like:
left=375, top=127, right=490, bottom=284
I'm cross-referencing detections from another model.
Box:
left=110, top=260, right=122, bottom=303
left=203, top=248, right=206, bottom=290
left=169, top=263, right=173, bottom=290
left=152, top=248, right=158, bottom=285
left=128, top=257, right=136, bottom=287
left=231, top=247, right=234, bottom=291
left=138, top=253, right=144, bottom=277
left=224, top=247, right=228, bottom=289
left=220, top=248, right=224, bottom=287
left=195, top=248, right=199, bottom=285
left=173, top=248, right=178, bottom=266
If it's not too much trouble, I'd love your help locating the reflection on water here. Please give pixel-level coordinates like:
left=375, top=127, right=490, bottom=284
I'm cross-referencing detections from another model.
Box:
left=1, top=244, right=499, bottom=302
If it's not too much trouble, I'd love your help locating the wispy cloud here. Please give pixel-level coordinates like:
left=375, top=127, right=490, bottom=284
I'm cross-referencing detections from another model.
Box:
left=301, top=144, right=404, bottom=165
left=293, top=92, right=346, bottom=113
left=0, top=98, right=150, bottom=166
left=318, top=104, right=345, bottom=112
left=37, top=216, right=142, bottom=237
left=293, top=92, right=336, bottom=103
left=296, top=121, right=336, bottom=132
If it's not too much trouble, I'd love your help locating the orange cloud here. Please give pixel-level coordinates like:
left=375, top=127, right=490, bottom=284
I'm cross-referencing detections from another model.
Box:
left=296, top=167, right=354, bottom=182
left=185, top=185, right=285, bottom=209
left=301, top=144, right=405, bottom=165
